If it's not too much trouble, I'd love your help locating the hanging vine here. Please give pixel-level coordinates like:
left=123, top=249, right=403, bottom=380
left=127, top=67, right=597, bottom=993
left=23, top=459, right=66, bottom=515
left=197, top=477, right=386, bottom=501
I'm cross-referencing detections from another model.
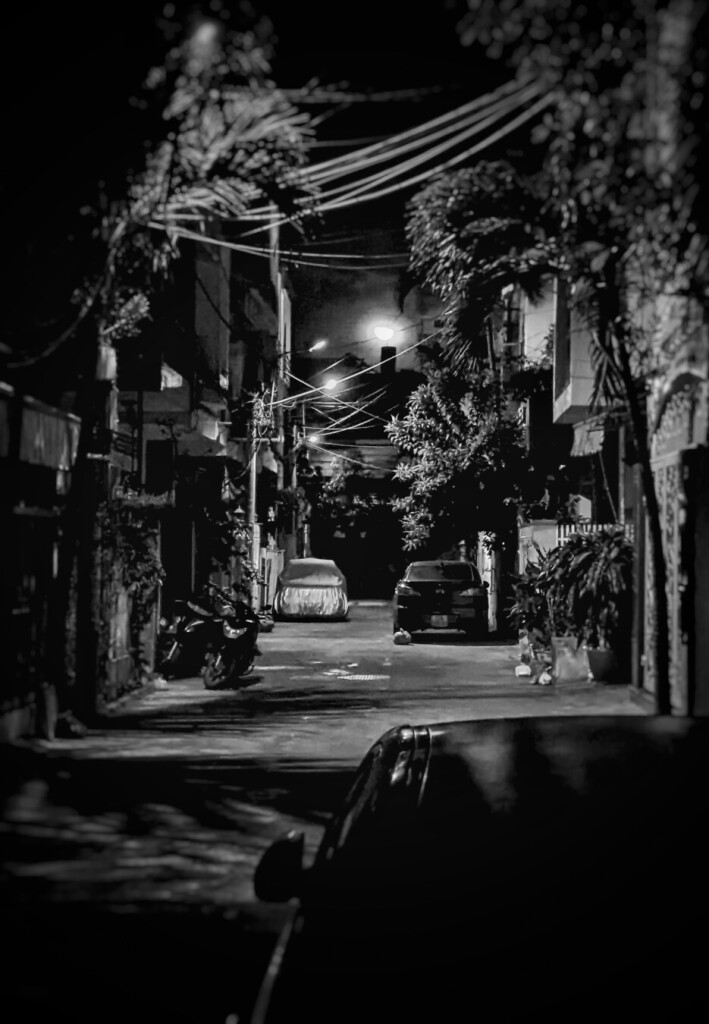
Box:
left=96, top=498, right=166, bottom=634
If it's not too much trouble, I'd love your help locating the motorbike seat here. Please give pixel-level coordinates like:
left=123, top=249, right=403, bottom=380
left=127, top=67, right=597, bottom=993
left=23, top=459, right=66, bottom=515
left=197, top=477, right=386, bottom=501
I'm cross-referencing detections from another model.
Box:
left=186, top=600, right=212, bottom=617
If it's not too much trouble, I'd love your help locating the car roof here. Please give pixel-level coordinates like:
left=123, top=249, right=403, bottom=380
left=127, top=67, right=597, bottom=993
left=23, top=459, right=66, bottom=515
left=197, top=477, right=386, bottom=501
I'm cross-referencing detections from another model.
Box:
left=280, top=557, right=345, bottom=581
left=405, top=560, right=478, bottom=573
left=364, top=714, right=708, bottom=818
left=288, top=557, right=339, bottom=567
left=406, top=560, right=475, bottom=567
left=266, top=714, right=709, bottom=1018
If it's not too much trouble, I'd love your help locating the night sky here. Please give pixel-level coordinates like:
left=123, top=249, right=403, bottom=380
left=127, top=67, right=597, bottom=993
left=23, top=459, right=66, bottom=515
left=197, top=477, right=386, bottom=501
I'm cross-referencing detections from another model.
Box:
left=4, top=1, right=499, bottom=226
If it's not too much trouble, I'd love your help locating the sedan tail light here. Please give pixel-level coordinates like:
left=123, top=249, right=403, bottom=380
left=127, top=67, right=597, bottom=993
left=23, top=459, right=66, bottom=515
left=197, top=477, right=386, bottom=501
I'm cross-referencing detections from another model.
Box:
left=395, top=583, right=416, bottom=596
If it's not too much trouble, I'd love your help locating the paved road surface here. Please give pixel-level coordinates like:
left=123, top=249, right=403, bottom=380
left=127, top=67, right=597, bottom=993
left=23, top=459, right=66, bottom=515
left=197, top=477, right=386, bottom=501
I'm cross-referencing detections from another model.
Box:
left=1, top=603, right=643, bottom=1023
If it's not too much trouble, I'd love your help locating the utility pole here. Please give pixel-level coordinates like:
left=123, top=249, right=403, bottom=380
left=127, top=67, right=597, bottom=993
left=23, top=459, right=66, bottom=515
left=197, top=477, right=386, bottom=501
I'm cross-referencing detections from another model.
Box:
left=248, top=414, right=260, bottom=606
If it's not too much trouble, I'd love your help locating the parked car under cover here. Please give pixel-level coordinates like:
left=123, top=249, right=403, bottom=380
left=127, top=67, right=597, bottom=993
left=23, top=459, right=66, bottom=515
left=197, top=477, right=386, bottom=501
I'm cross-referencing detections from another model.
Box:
left=250, top=714, right=709, bottom=1023
left=273, top=557, right=348, bottom=621
left=392, top=559, right=489, bottom=637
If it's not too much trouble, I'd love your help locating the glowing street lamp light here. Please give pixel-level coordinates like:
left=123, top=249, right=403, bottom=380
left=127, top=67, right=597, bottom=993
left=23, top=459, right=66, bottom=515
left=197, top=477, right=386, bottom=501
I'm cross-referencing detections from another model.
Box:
left=309, top=339, right=328, bottom=352
left=373, top=325, right=394, bottom=341
left=323, top=378, right=338, bottom=391
left=307, top=434, right=320, bottom=444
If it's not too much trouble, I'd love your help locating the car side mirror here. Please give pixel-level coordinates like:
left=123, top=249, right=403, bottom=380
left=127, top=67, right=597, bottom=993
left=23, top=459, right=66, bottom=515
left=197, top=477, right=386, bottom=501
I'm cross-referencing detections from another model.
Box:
left=254, top=830, right=305, bottom=902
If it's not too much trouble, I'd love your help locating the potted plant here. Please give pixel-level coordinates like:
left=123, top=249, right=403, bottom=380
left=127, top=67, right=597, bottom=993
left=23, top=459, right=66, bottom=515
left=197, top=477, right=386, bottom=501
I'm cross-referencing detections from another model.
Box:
left=545, top=527, right=634, bottom=683
left=508, top=544, right=578, bottom=680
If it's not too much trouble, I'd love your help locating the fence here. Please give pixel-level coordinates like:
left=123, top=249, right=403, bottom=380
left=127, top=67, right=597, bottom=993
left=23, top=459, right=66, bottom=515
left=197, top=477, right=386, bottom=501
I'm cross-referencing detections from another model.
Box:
left=556, top=521, right=635, bottom=545
left=519, top=519, right=636, bottom=576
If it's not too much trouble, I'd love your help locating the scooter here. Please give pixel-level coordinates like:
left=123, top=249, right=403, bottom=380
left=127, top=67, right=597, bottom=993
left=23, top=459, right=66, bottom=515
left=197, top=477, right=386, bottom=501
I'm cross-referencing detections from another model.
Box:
left=200, top=583, right=261, bottom=690
left=157, top=583, right=260, bottom=684
left=157, top=594, right=216, bottom=679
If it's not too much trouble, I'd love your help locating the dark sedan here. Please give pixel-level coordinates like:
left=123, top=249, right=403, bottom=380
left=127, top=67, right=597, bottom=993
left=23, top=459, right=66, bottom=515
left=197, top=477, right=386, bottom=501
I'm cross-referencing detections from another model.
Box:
left=251, top=714, right=709, bottom=1023
left=392, top=559, right=489, bottom=637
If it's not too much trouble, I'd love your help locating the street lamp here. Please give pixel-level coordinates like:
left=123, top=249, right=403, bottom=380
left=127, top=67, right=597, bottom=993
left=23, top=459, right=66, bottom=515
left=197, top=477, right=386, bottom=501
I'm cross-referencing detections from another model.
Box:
left=307, top=434, right=320, bottom=444
left=323, top=378, right=338, bottom=391
left=309, top=339, right=328, bottom=352
left=373, top=325, right=394, bottom=341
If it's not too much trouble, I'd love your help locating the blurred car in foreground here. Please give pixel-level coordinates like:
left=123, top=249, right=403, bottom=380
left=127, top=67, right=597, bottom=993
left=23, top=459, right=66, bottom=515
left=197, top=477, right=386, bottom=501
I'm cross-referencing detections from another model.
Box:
left=392, top=559, right=489, bottom=637
left=273, top=557, right=348, bottom=621
left=251, top=714, right=708, bottom=1023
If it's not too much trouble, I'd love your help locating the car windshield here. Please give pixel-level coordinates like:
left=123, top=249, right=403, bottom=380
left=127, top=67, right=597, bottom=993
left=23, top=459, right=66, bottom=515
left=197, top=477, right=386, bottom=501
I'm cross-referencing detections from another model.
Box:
left=405, top=562, right=481, bottom=584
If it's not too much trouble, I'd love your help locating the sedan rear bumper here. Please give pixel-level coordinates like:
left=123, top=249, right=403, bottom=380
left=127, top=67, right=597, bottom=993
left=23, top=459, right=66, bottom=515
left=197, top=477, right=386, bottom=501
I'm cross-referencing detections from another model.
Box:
left=394, top=606, right=487, bottom=632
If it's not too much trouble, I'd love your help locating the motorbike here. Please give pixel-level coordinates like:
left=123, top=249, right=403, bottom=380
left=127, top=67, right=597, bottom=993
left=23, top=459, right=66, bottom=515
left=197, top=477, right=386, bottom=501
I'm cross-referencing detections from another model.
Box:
left=157, top=583, right=260, bottom=687
left=157, top=594, right=216, bottom=679
left=200, top=582, right=261, bottom=690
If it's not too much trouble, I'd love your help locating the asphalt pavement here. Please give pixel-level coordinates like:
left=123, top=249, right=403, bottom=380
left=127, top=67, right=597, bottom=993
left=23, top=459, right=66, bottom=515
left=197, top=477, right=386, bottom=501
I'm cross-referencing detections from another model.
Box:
left=1, top=602, right=646, bottom=1023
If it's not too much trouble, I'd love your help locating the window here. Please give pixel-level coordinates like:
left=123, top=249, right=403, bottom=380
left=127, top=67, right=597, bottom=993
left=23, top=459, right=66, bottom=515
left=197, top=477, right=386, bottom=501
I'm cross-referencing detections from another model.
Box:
left=406, top=562, right=481, bottom=584
left=145, top=439, right=174, bottom=495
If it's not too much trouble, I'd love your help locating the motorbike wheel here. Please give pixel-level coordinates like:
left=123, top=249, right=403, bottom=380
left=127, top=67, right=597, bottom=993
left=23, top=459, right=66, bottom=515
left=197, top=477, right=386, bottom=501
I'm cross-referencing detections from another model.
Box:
left=202, top=653, right=228, bottom=690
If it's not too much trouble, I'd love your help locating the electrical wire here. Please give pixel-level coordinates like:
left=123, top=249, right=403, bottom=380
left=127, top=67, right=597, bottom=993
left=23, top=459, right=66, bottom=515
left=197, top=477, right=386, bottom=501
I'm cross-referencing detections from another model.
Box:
left=223, top=91, right=552, bottom=240
left=283, top=369, right=394, bottom=424
left=267, top=340, right=421, bottom=410
left=302, top=86, right=538, bottom=188
left=314, top=93, right=553, bottom=213
left=241, top=83, right=542, bottom=218
left=304, top=440, right=373, bottom=469
left=226, top=242, right=410, bottom=260
left=147, top=81, right=546, bottom=238
left=148, top=222, right=409, bottom=270
left=296, top=78, right=529, bottom=178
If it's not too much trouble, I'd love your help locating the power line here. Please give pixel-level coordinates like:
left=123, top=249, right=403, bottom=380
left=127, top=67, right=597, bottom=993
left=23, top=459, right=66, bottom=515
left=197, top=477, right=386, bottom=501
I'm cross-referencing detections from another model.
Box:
left=221, top=90, right=551, bottom=239
left=241, top=83, right=542, bottom=218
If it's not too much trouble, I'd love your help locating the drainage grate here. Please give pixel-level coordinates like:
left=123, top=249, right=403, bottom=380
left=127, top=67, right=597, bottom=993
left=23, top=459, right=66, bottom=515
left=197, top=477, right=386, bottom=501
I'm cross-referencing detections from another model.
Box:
left=338, top=674, right=390, bottom=682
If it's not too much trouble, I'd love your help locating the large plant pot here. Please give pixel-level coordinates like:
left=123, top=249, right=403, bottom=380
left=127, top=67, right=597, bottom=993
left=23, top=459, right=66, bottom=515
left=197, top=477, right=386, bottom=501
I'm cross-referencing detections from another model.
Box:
left=586, top=647, right=620, bottom=683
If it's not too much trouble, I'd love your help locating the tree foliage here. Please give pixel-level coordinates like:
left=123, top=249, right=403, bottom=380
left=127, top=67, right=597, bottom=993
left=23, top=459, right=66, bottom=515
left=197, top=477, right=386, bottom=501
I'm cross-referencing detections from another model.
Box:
left=386, top=361, right=527, bottom=550
left=448, top=0, right=708, bottom=711
left=406, top=161, right=560, bottom=369
left=508, top=528, right=634, bottom=650
left=454, top=0, right=709, bottom=369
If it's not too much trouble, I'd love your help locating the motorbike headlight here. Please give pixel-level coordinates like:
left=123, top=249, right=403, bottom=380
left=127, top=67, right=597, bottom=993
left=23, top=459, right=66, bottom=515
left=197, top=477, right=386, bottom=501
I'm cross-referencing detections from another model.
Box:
left=222, top=622, right=248, bottom=639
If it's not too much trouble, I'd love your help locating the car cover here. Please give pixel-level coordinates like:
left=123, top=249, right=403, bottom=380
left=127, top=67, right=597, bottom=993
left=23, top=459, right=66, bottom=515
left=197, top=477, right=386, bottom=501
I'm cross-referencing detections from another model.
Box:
left=274, top=559, right=348, bottom=618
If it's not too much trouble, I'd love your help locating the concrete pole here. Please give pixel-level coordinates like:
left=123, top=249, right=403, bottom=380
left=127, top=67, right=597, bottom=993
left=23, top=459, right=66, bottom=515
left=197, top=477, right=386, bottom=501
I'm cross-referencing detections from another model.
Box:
left=249, top=416, right=260, bottom=606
